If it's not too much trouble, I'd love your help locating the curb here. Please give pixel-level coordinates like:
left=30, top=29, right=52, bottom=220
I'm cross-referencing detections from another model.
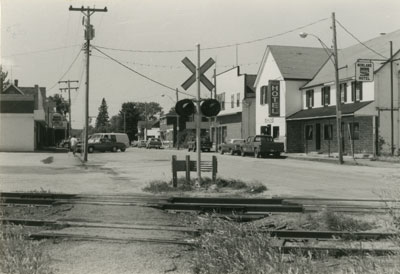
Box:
left=284, top=155, right=367, bottom=166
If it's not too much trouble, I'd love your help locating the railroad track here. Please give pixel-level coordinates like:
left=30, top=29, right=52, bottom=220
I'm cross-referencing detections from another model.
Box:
left=1, top=192, right=399, bottom=256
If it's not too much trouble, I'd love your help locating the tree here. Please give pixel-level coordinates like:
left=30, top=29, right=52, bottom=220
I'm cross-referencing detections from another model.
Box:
left=47, top=94, right=69, bottom=115
left=136, top=102, right=163, bottom=121
left=0, top=66, right=9, bottom=93
left=95, top=98, right=110, bottom=132
left=119, top=102, right=141, bottom=142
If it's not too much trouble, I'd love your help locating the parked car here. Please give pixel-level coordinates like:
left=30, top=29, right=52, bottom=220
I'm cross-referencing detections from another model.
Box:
left=137, top=140, right=147, bottom=148
left=84, top=133, right=127, bottom=153
left=146, top=138, right=162, bottom=149
left=58, top=139, right=71, bottom=149
left=219, top=139, right=245, bottom=155
left=187, top=137, right=213, bottom=152
left=240, top=135, right=284, bottom=158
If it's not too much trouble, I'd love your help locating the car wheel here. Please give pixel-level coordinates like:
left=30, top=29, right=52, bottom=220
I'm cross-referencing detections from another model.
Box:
left=112, top=146, right=117, bottom=152
left=220, top=149, right=224, bottom=155
left=274, top=152, right=281, bottom=157
left=188, top=148, right=191, bottom=152
left=241, top=149, right=245, bottom=157
left=230, top=149, right=235, bottom=155
left=121, top=148, right=126, bottom=152
left=88, top=147, right=94, bottom=153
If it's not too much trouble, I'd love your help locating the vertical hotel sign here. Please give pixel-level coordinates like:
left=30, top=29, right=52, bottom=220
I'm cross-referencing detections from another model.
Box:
left=268, top=80, right=280, bottom=117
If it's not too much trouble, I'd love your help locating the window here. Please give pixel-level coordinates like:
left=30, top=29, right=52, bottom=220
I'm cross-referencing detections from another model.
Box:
left=340, top=83, right=347, bottom=103
left=351, top=81, right=363, bottom=102
left=324, top=124, right=333, bottom=140
left=237, top=93, right=240, bottom=107
left=260, top=125, right=271, bottom=135
left=231, top=95, right=235, bottom=108
left=306, top=125, right=313, bottom=140
left=217, top=92, right=225, bottom=110
left=349, top=122, right=360, bottom=140
left=260, top=86, right=268, bottom=105
left=321, top=86, right=330, bottom=106
left=273, top=126, right=279, bottom=138
left=306, top=89, right=314, bottom=108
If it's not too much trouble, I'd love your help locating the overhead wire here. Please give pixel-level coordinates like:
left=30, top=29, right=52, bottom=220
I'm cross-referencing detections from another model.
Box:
left=92, top=17, right=329, bottom=53
left=47, top=45, right=83, bottom=92
left=3, top=44, right=81, bottom=57
left=91, top=45, right=195, bottom=98
left=336, top=20, right=388, bottom=59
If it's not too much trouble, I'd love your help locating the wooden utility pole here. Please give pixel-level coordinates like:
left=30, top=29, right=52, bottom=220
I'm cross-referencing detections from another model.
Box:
left=332, top=12, right=343, bottom=164
left=390, top=41, right=394, bottom=156
left=59, top=80, right=79, bottom=137
left=175, top=88, right=180, bottom=149
left=196, top=44, right=202, bottom=182
left=69, top=5, right=107, bottom=162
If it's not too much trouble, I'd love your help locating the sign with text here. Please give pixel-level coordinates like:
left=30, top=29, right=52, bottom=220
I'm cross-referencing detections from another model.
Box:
left=355, top=61, right=374, bottom=82
left=268, top=80, right=280, bottom=117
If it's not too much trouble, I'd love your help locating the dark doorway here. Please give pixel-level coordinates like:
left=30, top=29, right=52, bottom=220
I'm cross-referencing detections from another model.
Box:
left=316, top=123, right=321, bottom=150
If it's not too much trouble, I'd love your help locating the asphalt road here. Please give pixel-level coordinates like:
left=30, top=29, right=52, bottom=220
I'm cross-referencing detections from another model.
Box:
left=0, top=148, right=399, bottom=199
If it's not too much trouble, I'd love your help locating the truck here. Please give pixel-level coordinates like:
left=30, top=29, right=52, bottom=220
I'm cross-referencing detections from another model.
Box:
left=218, top=139, right=245, bottom=155
left=187, top=136, right=213, bottom=152
left=240, top=135, right=284, bottom=158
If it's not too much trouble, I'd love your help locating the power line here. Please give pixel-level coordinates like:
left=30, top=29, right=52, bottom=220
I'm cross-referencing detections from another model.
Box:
left=336, top=20, right=388, bottom=59
left=47, top=46, right=83, bottom=91
left=3, top=44, right=81, bottom=57
left=93, top=17, right=329, bottom=53
left=91, top=45, right=195, bottom=98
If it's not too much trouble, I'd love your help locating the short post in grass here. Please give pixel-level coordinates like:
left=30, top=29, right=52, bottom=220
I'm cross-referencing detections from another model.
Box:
left=185, top=155, right=191, bottom=182
left=212, top=156, right=217, bottom=182
left=172, top=155, right=178, bottom=187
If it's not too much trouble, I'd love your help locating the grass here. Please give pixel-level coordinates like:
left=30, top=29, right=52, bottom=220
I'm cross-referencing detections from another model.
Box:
left=143, top=177, right=267, bottom=194
left=0, top=224, right=53, bottom=274
left=190, top=215, right=400, bottom=274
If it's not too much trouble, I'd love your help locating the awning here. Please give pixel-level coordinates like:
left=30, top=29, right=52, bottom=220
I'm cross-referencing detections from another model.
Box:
left=287, top=101, right=373, bottom=121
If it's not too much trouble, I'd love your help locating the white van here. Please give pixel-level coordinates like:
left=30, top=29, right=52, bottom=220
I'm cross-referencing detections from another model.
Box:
left=88, top=133, right=130, bottom=148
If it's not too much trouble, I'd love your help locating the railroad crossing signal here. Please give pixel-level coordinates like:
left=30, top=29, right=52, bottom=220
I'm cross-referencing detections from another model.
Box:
left=181, top=57, right=215, bottom=91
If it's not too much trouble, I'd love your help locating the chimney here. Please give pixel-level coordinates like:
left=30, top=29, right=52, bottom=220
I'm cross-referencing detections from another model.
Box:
left=14, top=79, right=18, bottom=87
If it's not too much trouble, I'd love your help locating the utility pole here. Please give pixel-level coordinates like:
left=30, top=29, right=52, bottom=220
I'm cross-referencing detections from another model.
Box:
left=144, top=103, right=148, bottom=140
left=59, top=80, right=79, bottom=138
left=390, top=41, right=394, bottom=156
left=175, top=88, right=180, bottom=149
left=69, top=5, right=107, bottom=162
left=196, top=44, right=202, bottom=182
left=332, top=12, right=344, bottom=164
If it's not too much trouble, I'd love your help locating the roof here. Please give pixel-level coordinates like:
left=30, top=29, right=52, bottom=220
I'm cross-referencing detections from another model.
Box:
left=287, top=101, right=373, bottom=120
left=255, top=45, right=331, bottom=87
left=303, top=29, right=400, bottom=89
left=245, top=74, right=257, bottom=95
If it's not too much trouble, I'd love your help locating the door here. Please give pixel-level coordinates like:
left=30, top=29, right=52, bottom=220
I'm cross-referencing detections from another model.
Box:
left=316, top=123, right=321, bottom=150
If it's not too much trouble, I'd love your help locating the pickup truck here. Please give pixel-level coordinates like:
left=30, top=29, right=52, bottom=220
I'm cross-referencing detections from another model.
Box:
left=187, top=137, right=213, bottom=152
left=219, top=139, right=245, bottom=155
left=240, top=135, right=284, bottom=158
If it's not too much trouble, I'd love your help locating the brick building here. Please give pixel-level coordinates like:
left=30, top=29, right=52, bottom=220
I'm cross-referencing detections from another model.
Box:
left=287, top=30, right=400, bottom=155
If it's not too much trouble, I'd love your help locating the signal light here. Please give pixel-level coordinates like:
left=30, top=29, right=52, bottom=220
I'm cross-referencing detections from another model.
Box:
left=175, top=99, right=195, bottom=116
left=201, top=99, right=221, bottom=117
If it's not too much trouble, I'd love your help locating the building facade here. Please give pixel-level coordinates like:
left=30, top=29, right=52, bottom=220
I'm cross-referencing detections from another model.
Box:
left=0, top=81, right=49, bottom=151
left=213, top=67, right=256, bottom=149
left=287, top=30, right=400, bottom=156
left=254, top=46, right=331, bottom=151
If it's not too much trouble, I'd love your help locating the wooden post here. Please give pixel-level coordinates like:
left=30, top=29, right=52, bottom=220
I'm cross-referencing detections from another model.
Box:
left=185, top=155, right=191, bottom=182
left=172, top=155, right=177, bottom=187
left=212, top=156, right=217, bottom=182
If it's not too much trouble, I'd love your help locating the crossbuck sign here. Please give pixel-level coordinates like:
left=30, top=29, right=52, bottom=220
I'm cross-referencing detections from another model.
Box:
left=181, top=57, right=215, bottom=91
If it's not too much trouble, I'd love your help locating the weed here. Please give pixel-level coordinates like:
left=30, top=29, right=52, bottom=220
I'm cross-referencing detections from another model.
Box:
left=0, top=224, right=53, bottom=274
left=143, top=177, right=267, bottom=194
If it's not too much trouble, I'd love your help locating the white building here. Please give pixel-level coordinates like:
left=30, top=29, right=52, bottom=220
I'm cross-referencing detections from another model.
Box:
left=254, top=46, right=331, bottom=150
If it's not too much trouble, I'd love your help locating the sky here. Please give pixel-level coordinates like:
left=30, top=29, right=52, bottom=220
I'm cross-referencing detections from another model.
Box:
left=2, top=0, right=400, bottom=129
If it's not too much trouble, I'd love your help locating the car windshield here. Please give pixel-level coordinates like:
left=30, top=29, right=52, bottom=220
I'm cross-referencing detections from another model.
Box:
left=233, top=140, right=244, bottom=144
left=254, top=136, right=273, bottom=142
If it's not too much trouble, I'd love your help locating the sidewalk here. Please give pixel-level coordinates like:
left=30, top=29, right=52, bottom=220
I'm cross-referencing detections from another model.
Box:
left=284, top=152, right=400, bottom=168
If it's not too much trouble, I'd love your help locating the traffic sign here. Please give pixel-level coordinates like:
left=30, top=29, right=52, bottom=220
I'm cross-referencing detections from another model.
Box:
left=181, top=57, right=215, bottom=91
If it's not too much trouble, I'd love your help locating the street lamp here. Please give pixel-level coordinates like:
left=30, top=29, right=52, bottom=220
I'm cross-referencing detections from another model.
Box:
left=299, top=12, right=343, bottom=164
